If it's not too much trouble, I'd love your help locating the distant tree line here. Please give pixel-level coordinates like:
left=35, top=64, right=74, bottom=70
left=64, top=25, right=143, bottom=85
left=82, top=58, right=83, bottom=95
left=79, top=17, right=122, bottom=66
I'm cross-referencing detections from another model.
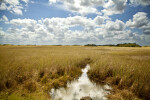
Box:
left=116, top=43, right=141, bottom=47
left=84, top=44, right=97, bottom=46
left=84, top=43, right=141, bottom=47
left=0, top=43, right=145, bottom=47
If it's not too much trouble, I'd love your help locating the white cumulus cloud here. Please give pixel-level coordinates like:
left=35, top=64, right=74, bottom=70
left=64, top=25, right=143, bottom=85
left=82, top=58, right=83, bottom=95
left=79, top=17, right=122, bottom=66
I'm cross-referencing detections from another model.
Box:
left=102, top=0, right=127, bottom=15
left=130, top=0, right=150, bottom=6
left=48, top=0, right=129, bottom=16
left=0, top=15, right=146, bottom=45
left=49, top=0, right=103, bottom=15
left=126, top=12, right=150, bottom=35
left=0, top=15, right=8, bottom=22
left=105, top=19, right=125, bottom=31
left=0, top=0, right=29, bottom=15
left=126, top=12, right=148, bottom=28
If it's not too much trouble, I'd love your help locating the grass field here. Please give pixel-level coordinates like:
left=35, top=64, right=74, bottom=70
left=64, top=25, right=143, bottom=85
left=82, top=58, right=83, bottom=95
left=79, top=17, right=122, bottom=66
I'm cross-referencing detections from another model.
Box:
left=0, top=45, right=150, bottom=100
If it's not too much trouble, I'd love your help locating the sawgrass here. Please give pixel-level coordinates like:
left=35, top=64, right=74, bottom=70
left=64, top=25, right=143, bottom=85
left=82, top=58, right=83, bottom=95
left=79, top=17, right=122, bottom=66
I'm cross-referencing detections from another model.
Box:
left=88, top=47, right=150, bottom=100
left=0, top=45, right=150, bottom=100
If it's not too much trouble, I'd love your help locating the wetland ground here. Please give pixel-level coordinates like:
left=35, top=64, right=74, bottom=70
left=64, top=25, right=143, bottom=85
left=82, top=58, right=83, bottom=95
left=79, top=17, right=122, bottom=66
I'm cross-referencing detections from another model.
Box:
left=0, top=45, right=150, bottom=100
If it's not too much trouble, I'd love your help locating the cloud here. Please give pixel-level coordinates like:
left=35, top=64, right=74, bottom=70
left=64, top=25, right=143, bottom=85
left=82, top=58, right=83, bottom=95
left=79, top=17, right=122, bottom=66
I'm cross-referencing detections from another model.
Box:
left=3, top=0, right=20, bottom=6
left=22, top=0, right=29, bottom=3
left=142, top=22, right=150, bottom=35
left=102, top=0, right=127, bottom=15
left=126, top=12, right=148, bottom=28
left=48, top=0, right=129, bottom=16
left=130, top=0, right=150, bottom=6
left=0, top=15, right=8, bottom=22
left=10, top=18, right=37, bottom=26
left=48, top=0, right=150, bottom=17
left=1, top=0, right=149, bottom=17
left=0, top=0, right=29, bottom=15
left=105, top=19, right=125, bottom=31
left=0, top=3, right=7, bottom=10
left=43, top=16, right=96, bottom=33
left=49, top=0, right=57, bottom=4
left=11, top=6, right=23, bottom=15
left=0, top=27, right=5, bottom=37
left=49, top=0, right=103, bottom=15
left=94, top=16, right=105, bottom=25
left=126, top=12, right=150, bottom=35
left=0, top=15, right=145, bottom=45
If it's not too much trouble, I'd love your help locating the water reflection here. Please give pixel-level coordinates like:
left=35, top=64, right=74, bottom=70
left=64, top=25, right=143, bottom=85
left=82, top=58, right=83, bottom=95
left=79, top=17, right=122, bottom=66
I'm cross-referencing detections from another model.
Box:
left=50, top=64, right=111, bottom=100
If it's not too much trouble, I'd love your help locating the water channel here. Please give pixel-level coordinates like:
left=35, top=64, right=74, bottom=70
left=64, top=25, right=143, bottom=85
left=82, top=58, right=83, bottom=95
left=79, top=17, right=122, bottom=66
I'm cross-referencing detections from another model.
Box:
left=50, top=64, right=111, bottom=100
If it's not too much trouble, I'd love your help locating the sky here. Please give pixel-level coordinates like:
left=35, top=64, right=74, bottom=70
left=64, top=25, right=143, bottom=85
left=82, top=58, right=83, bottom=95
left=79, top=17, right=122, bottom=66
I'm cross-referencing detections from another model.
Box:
left=0, top=0, right=150, bottom=45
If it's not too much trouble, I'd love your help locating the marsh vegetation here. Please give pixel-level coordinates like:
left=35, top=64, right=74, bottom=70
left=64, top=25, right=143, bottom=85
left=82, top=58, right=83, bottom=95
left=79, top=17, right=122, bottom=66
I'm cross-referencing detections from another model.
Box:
left=50, top=64, right=111, bottom=100
left=0, top=45, right=150, bottom=100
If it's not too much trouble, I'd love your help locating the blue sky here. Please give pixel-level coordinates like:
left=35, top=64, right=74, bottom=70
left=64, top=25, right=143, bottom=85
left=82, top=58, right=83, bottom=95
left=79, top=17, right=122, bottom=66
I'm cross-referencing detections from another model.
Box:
left=0, top=0, right=150, bottom=45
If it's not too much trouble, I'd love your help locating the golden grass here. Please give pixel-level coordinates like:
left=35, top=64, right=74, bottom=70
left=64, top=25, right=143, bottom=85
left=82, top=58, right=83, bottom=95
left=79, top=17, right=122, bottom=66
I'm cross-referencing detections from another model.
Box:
left=0, top=45, right=150, bottom=100
left=88, top=47, right=150, bottom=100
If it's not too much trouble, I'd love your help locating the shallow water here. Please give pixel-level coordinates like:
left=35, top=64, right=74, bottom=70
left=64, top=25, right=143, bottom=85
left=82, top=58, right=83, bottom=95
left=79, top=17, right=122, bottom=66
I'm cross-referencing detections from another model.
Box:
left=50, top=64, right=111, bottom=100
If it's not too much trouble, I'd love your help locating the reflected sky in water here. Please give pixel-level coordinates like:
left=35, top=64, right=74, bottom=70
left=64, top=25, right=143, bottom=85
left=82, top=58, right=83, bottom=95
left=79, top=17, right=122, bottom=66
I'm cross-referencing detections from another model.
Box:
left=50, top=64, right=111, bottom=100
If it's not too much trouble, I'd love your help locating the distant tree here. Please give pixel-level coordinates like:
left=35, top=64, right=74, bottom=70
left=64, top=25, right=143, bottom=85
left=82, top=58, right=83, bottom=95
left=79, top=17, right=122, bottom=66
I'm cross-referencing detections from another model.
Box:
left=116, top=43, right=141, bottom=47
left=84, top=44, right=97, bottom=46
left=2, top=44, right=12, bottom=46
left=72, top=44, right=80, bottom=46
left=143, top=45, right=150, bottom=47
